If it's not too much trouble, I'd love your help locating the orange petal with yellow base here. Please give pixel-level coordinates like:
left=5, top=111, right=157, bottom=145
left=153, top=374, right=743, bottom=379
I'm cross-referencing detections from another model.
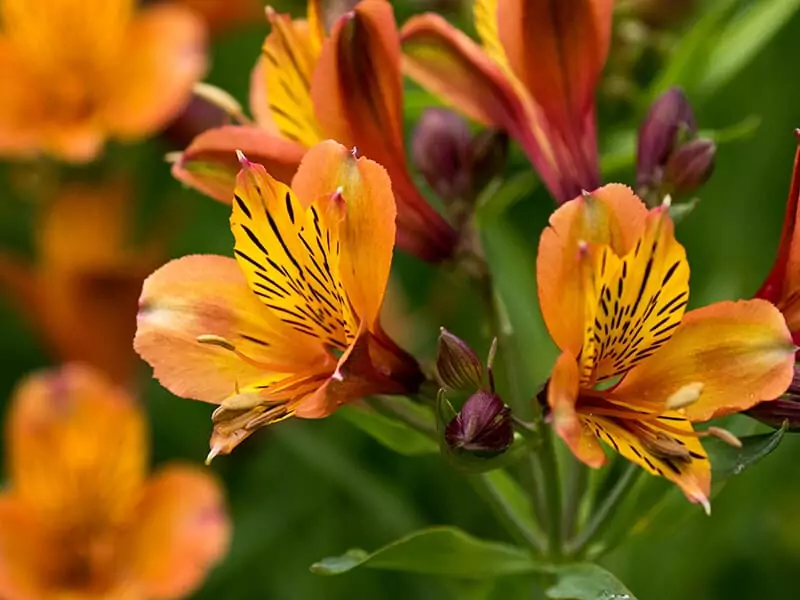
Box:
left=134, top=254, right=330, bottom=404
left=105, top=4, right=206, bottom=138
left=291, top=140, right=395, bottom=327
left=537, top=185, right=648, bottom=356
left=5, top=365, right=147, bottom=532
left=125, top=465, right=230, bottom=600
left=614, top=299, right=797, bottom=421
left=313, top=2, right=456, bottom=262
left=172, top=125, right=306, bottom=202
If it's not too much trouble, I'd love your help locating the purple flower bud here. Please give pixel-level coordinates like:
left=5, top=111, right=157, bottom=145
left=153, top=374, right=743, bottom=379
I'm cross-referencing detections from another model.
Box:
left=436, top=328, right=484, bottom=391
left=412, top=108, right=472, bottom=201
left=747, top=366, right=800, bottom=431
left=636, top=88, right=697, bottom=191
left=663, top=138, right=716, bottom=196
left=445, top=391, right=513, bottom=458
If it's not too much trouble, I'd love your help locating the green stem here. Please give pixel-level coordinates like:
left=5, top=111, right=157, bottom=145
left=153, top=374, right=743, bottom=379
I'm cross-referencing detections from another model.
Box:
left=368, top=395, right=437, bottom=438
left=561, top=455, right=589, bottom=540
left=469, top=473, right=546, bottom=554
left=536, top=427, right=563, bottom=559
left=566, top=462, right=642, bottom=557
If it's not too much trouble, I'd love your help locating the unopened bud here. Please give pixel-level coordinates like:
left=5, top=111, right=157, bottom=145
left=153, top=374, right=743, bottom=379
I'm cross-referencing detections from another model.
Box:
left=664, top=138, right=716, bottom=196
left=746, top=366, right=800, bottom=431
left=412, top=108, right=471, bottom=201
left=444, top=390, right=513, bottom=458
left=436, top=328, right=484, bottom=391
left=636, top=87, right=696, bottom=191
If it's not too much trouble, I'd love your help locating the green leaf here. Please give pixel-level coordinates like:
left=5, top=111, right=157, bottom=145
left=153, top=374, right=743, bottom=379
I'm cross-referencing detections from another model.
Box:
left=706, top=422, right=787, bottom=480
left=546, top=563, right=637, bottom=600
left=476, top=171, right=538, bottom=223
left=479, top=469, right=538, bottom=534
left=699, top=0, right=800, bottom=95
left=337, top=401, right=438, bottom=456
left=310, top=526, right=540, bottom=578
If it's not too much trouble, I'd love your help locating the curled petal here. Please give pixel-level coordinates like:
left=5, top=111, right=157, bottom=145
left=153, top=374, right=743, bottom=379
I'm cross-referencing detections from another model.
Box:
left=134, top=255, right=329, bottom=404
left=126, top=465, right=230, bottom=600
left=537, top=185, right=648, bottom=355
left=106, top=4, right=207, bottom=138
left=314, top=2, right=456, bottom=261
left=614, top=300, right=797, bottom=421
left=6, top=365, right=147, bottom=532
left=172, top=125, right=306, bottom=202
left=291, top=140, right=395, bottom=327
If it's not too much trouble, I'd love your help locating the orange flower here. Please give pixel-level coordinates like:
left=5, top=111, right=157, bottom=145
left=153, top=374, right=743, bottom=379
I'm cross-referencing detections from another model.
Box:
left=176, top=0, right=263, bottom=35
left=0, top=364, right=229, bottom=600
left=538, top=186, right=795, bottom=509
left=173, top=0, right=457, bottom=262
left=0, top=0, right=206, bottom=162
left=136, top=140, right=424, bottom=459
left=755, top=131, right=800, bottom=344
left=400, top=0, right=611, bottom=203
left=0, top=180, right=164, bottom=387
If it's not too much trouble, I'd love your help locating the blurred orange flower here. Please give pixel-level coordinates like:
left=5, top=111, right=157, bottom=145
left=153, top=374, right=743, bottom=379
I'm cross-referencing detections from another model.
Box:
left=0, top=0, right=207, bottom=162
left=173, top=0, right=457, bottom=262
left=539, top=187, right=795, bottom=509
left=0, top=363, right=229, bottom=600
left=401, top=0, right=611, bottom=203
left=137, top=141, right=424, bottom=459
left=176, top=0, right=264, bottom=35
left=0, top=180, right=164, bottom=387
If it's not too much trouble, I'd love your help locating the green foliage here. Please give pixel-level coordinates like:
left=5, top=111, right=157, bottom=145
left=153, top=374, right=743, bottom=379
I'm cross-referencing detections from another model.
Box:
left=707, top=423, right=788, bottom=480
left=546, top=564, right=637, bottom=600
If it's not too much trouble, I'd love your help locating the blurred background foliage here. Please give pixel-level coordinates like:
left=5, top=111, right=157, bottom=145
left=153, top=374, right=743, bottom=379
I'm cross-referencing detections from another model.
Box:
left=2, top=0, right=800, bottom=598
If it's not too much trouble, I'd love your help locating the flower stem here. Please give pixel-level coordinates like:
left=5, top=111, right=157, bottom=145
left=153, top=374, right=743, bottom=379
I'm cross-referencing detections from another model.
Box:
left=565, top=462, right=641, bottom=557
left=536, top=426, right=564, bottom=559
left=561, top=455, right=589, bottom=540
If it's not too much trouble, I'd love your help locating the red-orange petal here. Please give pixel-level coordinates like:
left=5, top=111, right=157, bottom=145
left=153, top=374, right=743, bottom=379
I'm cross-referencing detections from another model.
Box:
left=172, top=125, right=306, bottom=202
left=614, top=300, right=797, bottom=421
left=312, top=2, right=456, bottom=262
left=537, top=185, right=648, bottom=355
left=125, top=465, right=230, bottom=600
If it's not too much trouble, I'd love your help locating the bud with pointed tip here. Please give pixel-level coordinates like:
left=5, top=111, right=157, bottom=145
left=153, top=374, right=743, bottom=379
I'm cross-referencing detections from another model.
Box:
left=436, top=328, right=484, bottom=391
left=412, top=108, right=472, bottom=201
left=444, top=390, right=513, bottom=458
left=663, top=138, right=716, bottom=196
left=636, top=87, right=696, bottom=192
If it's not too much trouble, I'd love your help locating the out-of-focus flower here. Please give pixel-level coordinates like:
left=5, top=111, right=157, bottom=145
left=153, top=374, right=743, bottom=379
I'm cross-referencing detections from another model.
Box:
left=136, top=141, right=424, bottom=459
left=400, top=0, right=612, bottom=203
left=0, top=364, right=229, bottom=600
left=445, top=389, right=512, bottom=458
left=0, top=181, right=164, bottom=387
left=173, top=0, right=457, bottom=262
left=538, top=186, right=795, bottom=510
left=173, top=0, right=264, bottom=35
left=411, top=107, right=508, bottom=209
left=754, top=132, right=800, bottom=343
left=636, top=87, right=715, bottom=203
left=0, top=0, right=207, bottom=162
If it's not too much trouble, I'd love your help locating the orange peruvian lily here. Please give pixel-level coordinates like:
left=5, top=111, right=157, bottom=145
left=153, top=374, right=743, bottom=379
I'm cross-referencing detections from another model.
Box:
left=755, top=131, right=800, bottom=345
left=173, top=0, right=457, bottom=262
left=0, top=0, right=206, bottom=162
left=176, top=0, right=264, bottom=35
left=400, top=0, right=611, bottom=203
left=0, top=364, right=229, bottom=600
left=538, top=186, right=795, bottom=509
left=0, top=180, right=164, bottom=387
left=136, top=140, right=424, bottom=458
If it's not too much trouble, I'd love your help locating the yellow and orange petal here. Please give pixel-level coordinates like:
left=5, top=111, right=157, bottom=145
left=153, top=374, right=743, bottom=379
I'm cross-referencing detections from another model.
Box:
left=614, top=299, right=797, bottom=421
left=537, top=185, right=648, bottom=356
left=124, top=465, right=229, bottom=600
left=5, top=365, right=147, bottom=534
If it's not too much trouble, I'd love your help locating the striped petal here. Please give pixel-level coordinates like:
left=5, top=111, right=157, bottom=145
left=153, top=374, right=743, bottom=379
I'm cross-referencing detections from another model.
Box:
left=614, top=300, right=797, bottom=421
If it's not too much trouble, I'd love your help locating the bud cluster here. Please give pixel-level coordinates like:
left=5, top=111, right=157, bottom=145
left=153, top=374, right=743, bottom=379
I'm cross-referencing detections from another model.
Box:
left=636, top=87, right=716, bottom=205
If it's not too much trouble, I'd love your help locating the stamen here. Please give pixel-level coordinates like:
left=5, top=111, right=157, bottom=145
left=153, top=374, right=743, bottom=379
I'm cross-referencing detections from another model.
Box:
left=661, top=194, right=673, bottom=208
left=665, top=382, right=704, bottom=410
left=706, top=426, right=742, bottom=448
left=197, top=334, right=236, bottom=351
left=206, top=443, right=223, bottom=465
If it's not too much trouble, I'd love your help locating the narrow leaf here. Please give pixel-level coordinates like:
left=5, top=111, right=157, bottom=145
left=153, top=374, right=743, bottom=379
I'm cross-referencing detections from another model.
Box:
left=310, top=526, right=540, bottom=578
left=337, top=401, right=438, bottom=456
left=547, top=563, right=637, bottom=600
left=706, top=422, right=787, bottom=480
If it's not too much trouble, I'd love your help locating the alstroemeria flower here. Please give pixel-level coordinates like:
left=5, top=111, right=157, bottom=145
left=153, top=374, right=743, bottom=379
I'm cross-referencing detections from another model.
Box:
left=175, top=0, right=263, bottom=35
left=755, top=132, right=800, bottom=344
left=0, top=0, right=206, bottom=162
left=0, top=364, right=229, bottom=600
left=173, top=0, right=457, bottom=262
left=0, top=180, right=164, bottom=387
left=136, top=140, right=424, bottom=458
left=400, top=0, right=612, bottom=203
left=538, top=186, right=795, bottom=508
